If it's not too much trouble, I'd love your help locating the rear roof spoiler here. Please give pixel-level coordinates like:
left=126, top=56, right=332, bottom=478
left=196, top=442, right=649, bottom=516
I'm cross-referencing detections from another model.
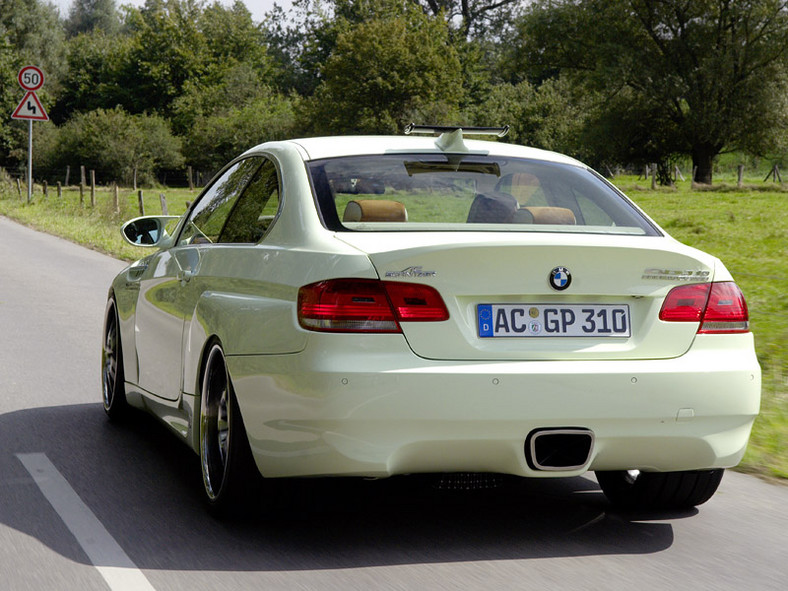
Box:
left=404, top=124, right=509, bottom=153
left=404, top=124, right=509, bottom=138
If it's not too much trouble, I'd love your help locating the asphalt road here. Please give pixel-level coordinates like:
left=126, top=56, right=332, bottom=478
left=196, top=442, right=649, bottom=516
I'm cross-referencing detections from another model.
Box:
left=1, top=215, right=786, bottom=590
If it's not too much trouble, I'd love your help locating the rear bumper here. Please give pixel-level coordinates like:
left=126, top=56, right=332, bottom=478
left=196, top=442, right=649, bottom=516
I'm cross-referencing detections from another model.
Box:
left=228, top=333, right=760, bottom=478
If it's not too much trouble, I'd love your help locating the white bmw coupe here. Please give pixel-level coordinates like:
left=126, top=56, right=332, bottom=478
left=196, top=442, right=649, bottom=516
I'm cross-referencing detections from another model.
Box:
left=102, top=126, right=760, bottom=514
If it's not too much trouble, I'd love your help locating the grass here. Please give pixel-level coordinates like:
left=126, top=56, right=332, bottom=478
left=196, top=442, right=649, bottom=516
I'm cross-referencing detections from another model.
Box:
left=0, top=182, right=195, bottom=261
left=1, top=174, right=786, bottom=480
left=616, top=175, right=788, bottom=479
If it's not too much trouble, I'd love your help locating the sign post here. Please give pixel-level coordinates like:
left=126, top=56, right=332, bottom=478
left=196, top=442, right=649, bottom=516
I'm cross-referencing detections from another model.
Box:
left=11, top=66, right=48, bottom=204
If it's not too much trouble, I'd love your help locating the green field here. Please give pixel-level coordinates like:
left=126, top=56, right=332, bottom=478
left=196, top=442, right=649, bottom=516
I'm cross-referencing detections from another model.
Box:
left=1, top=175, right=786, bottom=479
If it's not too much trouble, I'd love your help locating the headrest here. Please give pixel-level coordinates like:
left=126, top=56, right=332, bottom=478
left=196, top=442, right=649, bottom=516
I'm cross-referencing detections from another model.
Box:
left=343, top=200, right=408, bottom=222
left=503, top=173, right=541, bottom=205
left=466, top=192, right=518, bottom=223
left=523, top=206, right=576, bottom=225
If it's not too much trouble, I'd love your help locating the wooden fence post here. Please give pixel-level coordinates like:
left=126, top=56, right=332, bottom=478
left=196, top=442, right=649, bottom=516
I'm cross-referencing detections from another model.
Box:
left=138, top=190, right=145, bottom=216
left=57, top=181, right=62, bottom=199
left=16, top=178, right=22, bottom=199
left=42, top=180, right=47, bottom=198
left=187, top=166, right=194, bottom=191
left=651, top=164, right=657, bottom=190
left=65, top=165, right=70, bottom=186
left=79, top=165, right=85, bottom=207
left=737, top=165, right=744, bottom=188
left=159, top=193, right=168, bottom=215
left=113, top=184, right=119, bottom=214
left=763, top=164, right=782, bottom=183
left=90, top=170, right=96, bottom=207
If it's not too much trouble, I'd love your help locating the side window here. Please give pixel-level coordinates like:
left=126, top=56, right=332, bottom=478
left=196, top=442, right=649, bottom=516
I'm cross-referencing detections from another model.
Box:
left=218, top=158, right=281, bottom=243
left=178, top=158, right=262, bottom=246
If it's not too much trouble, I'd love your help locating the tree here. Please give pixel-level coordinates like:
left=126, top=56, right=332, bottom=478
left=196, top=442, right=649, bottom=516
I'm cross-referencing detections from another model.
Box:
left=303, top=8, right=464, bottom=134
left=0, top=0, right=66, bottom=81
left=411, top=0, right=524, bottom=39
left=119, top=0, right=272, bottom=117
left=0, top=0, right=65, bottom=168
left=182, top=90, right=297, bottom=174
left=121, top=0, right=210, bottom=115
left=264, top=0, right=521, bottom=100
left=65, top=0, right=121, bottom=37
left=518, top=0, right=788, bottom=184
left=53, top=30, right=134, bottom=123
left=472, top=76, right=590, bottom=157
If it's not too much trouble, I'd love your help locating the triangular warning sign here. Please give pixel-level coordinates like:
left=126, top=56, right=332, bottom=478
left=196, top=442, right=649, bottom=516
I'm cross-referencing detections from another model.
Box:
left=12, top=91, right=49, bottom=121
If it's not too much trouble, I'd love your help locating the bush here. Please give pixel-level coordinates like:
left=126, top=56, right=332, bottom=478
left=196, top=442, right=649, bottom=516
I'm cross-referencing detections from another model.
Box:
left=38, top=107, right=183, bottom=186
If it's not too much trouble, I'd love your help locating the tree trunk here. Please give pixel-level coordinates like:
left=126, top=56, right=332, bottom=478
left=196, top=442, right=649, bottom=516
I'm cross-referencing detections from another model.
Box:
left=691, top=144, right=719, bottom=185
left=656, top=161, right=674, bottom=186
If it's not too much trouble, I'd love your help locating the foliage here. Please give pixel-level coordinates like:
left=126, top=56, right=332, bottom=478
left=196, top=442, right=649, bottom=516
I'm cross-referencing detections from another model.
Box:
left=6, top=0, right=788, bottom=194
left=411, top=0, right=523, bottom=39
left=38, top=107, right=183, bottom=185
left=0, top=0, right=66, bottom=85
left=302, top=7, right=464, bottom=134
left=517, top=0, right=788, bottom=184
left=52, top=30, right=134, bottom=123
left=182, top=90, right=298, bottom=175
left=64, top=0, right=121, bottom=37
left=473, top=76, right=589, bottom=157
left=0, top=0, right=66, bottom=167
left=112, top=0, right=271, bottom=117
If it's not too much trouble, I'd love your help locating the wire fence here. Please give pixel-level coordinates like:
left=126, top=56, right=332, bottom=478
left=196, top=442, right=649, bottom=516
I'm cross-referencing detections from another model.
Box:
left=0, top=165, right=212, bottom=190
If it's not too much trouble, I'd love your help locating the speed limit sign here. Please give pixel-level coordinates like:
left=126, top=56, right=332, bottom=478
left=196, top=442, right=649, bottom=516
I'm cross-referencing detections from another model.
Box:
left=18, top=65, right=44, bottom=92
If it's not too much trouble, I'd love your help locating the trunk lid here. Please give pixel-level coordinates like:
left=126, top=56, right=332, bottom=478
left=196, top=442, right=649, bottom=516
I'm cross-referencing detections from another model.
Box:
left=336, top=232, right=716, bottom=361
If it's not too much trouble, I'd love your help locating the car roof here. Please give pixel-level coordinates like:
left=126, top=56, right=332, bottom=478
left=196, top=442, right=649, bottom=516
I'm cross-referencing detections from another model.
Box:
left=248, top=135, right=586, bottom=168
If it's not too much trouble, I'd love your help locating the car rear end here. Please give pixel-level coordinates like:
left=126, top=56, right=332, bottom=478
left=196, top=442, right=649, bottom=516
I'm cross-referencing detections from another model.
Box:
left=231, top=135, right=760, bottom=484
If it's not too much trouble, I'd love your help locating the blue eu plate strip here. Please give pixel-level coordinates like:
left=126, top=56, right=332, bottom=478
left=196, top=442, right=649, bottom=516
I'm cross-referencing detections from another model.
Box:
left=477, top=304, right=493, bottom=337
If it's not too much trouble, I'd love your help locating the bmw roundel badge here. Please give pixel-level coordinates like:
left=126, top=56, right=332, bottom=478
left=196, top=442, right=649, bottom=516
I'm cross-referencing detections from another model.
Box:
left=549, top=267, right=572, bottom=291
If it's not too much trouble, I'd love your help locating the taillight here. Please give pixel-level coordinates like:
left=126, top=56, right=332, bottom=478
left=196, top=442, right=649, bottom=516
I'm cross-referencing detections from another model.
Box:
left=298, top=279, right=449, bottom=333
left=659, top=282, right=749, bottom=333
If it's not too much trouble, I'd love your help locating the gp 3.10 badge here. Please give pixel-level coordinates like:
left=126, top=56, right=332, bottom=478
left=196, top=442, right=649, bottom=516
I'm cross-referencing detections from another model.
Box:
left=549, top=267, right=571, bottom=291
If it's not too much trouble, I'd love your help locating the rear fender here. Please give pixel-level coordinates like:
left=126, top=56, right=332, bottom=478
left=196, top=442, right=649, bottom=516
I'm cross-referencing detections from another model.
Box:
left=183, top=292, right=307, bottom=396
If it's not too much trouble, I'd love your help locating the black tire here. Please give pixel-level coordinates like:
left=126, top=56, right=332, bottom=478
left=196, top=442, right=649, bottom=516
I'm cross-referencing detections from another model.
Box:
left=199, top=343, right=261, bottom=515
left=596, top=468, right=724, bottom=510
left=102, top=298, right=129, bottom=420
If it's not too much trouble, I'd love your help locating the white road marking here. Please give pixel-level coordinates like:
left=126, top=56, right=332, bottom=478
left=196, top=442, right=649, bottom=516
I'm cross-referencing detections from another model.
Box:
left=16, top=453, right=156, bottom=591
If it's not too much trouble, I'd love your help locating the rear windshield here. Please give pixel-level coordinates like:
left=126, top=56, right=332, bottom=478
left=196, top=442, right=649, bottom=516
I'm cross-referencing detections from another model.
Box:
left=308, top=154, right=659, bottom=236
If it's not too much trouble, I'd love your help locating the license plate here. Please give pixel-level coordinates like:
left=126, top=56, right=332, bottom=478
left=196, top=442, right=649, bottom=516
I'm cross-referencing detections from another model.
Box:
left=477, top=304, right=631, bottom=338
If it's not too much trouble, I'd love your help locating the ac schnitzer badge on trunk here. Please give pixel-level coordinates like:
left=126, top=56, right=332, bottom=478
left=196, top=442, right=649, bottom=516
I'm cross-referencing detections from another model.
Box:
left=549, top=267, right=571, bottom=291
left=385, top=266, right=437, bottom=278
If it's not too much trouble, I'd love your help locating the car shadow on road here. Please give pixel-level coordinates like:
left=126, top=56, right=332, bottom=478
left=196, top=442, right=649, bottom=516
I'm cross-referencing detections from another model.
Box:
left=0, top=404, right=685, bottom=571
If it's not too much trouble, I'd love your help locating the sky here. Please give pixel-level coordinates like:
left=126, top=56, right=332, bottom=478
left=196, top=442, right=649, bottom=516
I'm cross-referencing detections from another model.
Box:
left=50, top=0, right=289, bottom=24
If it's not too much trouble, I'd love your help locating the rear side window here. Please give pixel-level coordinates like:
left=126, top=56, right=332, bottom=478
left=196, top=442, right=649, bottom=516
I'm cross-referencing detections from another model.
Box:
left=218, top=159, right=280, bottom=243
left=308, top=155, right=658, bottom=236
left=178, top=158, right=262, bottom=245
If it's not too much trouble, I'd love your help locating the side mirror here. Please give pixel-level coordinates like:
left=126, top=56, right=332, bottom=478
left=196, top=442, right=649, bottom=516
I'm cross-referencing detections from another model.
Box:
left=121, top=216, right=180, bottom=247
